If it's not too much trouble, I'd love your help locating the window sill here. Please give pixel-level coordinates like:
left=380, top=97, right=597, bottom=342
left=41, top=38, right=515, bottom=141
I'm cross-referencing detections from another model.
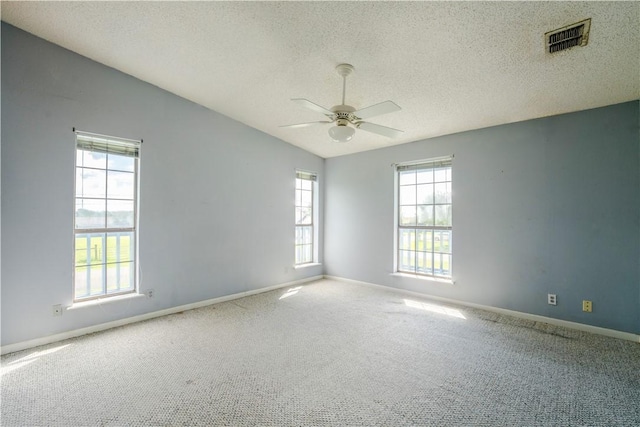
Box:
left=294, top=262, right=322, bottom=270
left=390, top=272, right=455, bottom=285
left=67, top=292, right=146, bottom=310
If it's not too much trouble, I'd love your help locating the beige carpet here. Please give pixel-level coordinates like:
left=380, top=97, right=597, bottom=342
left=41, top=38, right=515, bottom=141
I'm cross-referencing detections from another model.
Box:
left=2, top=279, right=639, bottom=426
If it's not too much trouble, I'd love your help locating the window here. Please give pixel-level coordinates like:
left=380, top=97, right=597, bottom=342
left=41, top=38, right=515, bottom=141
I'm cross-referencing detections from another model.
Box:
left=295, top=170, right=316, bottom=265
left=73, top=131, right=141, bottom=301
left=396, top=157, right=452, bottom=278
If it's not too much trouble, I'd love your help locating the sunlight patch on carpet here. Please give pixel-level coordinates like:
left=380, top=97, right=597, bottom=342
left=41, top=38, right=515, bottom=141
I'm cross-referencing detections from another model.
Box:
left=279, top=286, right=302, bottom=300
left=404, top=299, right=466, bottom=319
left=1, top=344, right=71, bottom=376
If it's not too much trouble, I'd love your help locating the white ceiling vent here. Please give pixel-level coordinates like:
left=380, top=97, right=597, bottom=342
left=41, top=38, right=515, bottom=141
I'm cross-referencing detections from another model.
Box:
left=546, top=19, right=591, bottom=54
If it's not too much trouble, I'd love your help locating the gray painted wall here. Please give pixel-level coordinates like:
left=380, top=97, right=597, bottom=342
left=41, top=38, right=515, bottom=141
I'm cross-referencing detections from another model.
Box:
left=2, top=22, right=638, bottom=348
left=325, top=101, right=640, bottom=334
left=1, top=24, right=324, bottom=346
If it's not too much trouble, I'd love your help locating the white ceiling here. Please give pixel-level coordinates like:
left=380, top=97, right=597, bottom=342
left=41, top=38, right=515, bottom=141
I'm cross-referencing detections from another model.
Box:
left=2, top=1, right=639, bottom=158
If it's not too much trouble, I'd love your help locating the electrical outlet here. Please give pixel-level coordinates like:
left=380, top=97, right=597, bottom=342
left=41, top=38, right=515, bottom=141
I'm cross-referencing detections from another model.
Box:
left=53, top=304, right=63, bottom=316
left=547, top=294, right=557, bottom=305
left=582, top=300, right=592, bottom=312
left=147, top=289, right=154, bottom=298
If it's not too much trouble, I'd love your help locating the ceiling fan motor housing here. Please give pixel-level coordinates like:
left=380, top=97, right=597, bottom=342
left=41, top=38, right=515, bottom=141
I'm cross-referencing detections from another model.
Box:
left=331, top=105, right=358, bottom=124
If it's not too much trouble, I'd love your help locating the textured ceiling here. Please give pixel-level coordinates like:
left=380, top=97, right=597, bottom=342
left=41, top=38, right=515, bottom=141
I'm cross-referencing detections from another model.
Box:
left=2, top=1, right=639, bottom=158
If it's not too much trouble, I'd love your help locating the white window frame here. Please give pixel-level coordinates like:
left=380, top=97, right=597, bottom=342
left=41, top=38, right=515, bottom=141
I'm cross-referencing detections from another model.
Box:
left=395, top=156, right=453, bottom=279
left=295, top=170, right=317, bottom=266
left=73, top=130, right=141, bottom=302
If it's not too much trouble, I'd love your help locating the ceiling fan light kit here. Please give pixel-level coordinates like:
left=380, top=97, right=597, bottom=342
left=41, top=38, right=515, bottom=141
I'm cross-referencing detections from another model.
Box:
left=328, top=124, right=355, bottom=143
left=281, top=63, right=403, bottom=143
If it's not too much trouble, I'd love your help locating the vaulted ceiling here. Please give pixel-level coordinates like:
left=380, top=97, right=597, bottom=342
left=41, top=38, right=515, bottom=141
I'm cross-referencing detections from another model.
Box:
left=2, top=1, right=639, bottom=158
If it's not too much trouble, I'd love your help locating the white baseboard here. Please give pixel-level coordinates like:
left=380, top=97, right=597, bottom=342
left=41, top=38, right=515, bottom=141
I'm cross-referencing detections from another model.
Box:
left=1, top=275, right=323, bottom=355
left=324, top=275, right=640, bottom=344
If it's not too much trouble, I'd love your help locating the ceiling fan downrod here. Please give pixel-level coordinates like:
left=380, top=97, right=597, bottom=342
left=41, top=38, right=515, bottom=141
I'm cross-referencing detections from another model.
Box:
left=335, top=63, right=354, bottom=106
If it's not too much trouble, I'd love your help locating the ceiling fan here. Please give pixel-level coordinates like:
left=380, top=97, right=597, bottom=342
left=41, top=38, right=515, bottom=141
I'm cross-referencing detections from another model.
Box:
left=281, top=63, right=403, bottom=143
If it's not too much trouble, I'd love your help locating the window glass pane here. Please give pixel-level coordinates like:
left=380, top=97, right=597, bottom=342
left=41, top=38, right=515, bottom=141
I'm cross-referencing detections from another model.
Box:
left=76, top=199, right=106, bottom=229
left=399, top=185, right=416, bottom=205
left=434, top=230, right=442, bottom=252
left=399, top=171, right=416, bottom=185
left=296, top=244, right=312, bottom=264
left=106, top=263, right=119, bottom=292
left=446, top=168, right=452, bottom=181
left=441, top=254, right=451, bottom=276
left=417, top=205, right=434, bottom=226
left=107, top=154, right=135, bottom=172
left=107, top=200, right=134, bottom=228
left=295, top=245, right=302, bottom=264
left=75, top=233, right=106, bottom=267
left=106, top=262, right=134, bottom=293
left=86, top=264, right=104, bottom=296
left=416, top=251, right=432, bottom=275
left=76, top=168, right=106, bottom=198
left=83, top=150, right=107, bottom=169
left=399, top=250, right=415, bottom=272
left=435, top=183, right=450, bottom=204
left=426, top=230, right=433, bottom=251
left=399, top=206, right=417, bottom=226
left=303, top=244, right=312, bottom=263
left=301, top=179, right=312, bottom=191
left=416, top=184, right=433, bottom=204
left=295, top=188, right=301, bottom=206
left=416, top=169, right=433, bottom=184
left=74, top=266, right=90, bottom=299
left=300, top=190, right=312, bottom=208
left=434, top=252, right=442, bottom=273
left=296, top=207, right=312, bottom=225
left=416, top=229, right=427, bottom=251
left=75, top=168, right=82, bottom=196
left=75, top=234, right=89, bottom=267
left=105, top=232, right=135, bottom=263
left=399, top=229, right=415, bottom=250
left=434, top=167, right=447, bottom=182
left=76, top=150, right=85, bottom=168
left=296, top=226, right=312, bottom=245
left=107, top=170, right=135, bottom=200
left=435, top=205, right=452, bottom=226
left=440, top=231, right=451, bottom=253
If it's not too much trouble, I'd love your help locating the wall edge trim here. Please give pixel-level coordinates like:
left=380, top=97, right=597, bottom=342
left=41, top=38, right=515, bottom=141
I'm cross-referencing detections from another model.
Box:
left=324, top=275, right=640, bottom=343
left=1, top=275, right=323, bottom=355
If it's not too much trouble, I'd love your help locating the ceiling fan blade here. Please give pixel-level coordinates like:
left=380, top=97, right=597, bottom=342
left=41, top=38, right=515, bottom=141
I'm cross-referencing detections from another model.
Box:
left=280, top=121, right=332, bottom=129
left=291, top=98, right=335, bottom=116
left=356, top=122, right=404, bottom=138
left=353, top=101, right=401, bottom=120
